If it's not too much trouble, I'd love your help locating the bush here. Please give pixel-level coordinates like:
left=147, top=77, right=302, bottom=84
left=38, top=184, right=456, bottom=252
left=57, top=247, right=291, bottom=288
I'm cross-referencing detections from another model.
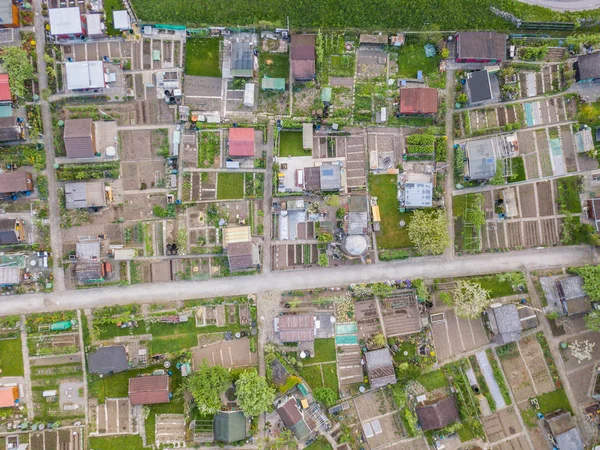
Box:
left=314, top=387, right=337, bottom=407
left=379, top=249, right=409, bottom=261
left=406, top=134, right=436, bottom=145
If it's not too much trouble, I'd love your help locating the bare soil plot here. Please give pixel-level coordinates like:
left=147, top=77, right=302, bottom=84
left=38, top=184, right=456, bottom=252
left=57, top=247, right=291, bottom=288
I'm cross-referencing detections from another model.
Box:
left=506, top=222, right=523, bottom=248
left=578, top=153, right=599, bottom=171
left=482, top=407, right=522, bottom=443
left=293, top=86, right=320, bottom=117
left=491, top=435, right=530, bottom=450
left=337, top=344, right=364, bottom=394
left=518, top=184, right=537, bottom=218
left=121, top=130, right=169, bottom=162
left=356, top=49, right=387, bottom=79
left=156, top=414, right=186, bottom=446
left=192, top=337, right=257, bottom=369
left=567, top=364, right=595, bottom=404
left=518, top=335, right=554, bottom=394
left=560, top=125, right=578, bottom=173
left=523, top=154, right=540, bottom=179
left=499, top=353, right=535, bottom=403
left=386, top=439, right=429, bottom=450
left=122, top=193, right=167, bottom=220
left=536, top=181, right=555, bottom=216
left=535, top=130, right=553, bottom=177
left=429, top=308, right=488, bottom=362
left=355, top=299, right=381, bottom=340
left=353, top=389, right=396, bottom=421
left=364, top=413, right=405, bottom=448
left=522, top=221, right=540, bottom=247
left=561, top=331, right=600, bottom=372
left=380, top=292, right=421, bottom=337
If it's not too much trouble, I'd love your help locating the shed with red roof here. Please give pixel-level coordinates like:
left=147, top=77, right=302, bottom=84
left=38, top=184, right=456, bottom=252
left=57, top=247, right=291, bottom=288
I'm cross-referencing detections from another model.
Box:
left=0, top=386, right=18, bottom=407
left=228, top=128, right=255, bottom=157
left=399, top=88, right=438, bottom=115
left=0, top=74, right=11, bottom=102
left=129, top=375, right=170, bottom=405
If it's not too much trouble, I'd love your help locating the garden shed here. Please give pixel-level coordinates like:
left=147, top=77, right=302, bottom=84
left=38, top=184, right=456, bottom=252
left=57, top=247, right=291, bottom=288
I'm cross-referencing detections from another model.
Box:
left=302, top=123, right=313, bottom=150
left=466, top=70, right=493, bottom=104
left=214, top=411, right=247, bottom=443
left=365, top=348, right=396, bottom=389
left=399, top=88, right=438, bottom=115
left=416, top=395, right=459, bottom=430
left=261, top=77, right=285, bottom=91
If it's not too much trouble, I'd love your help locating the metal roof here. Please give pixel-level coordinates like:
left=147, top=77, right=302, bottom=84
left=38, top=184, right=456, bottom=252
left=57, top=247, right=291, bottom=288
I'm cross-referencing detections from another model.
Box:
left=231, top=41, right=253, bottom=77
left=214, top=411, right=247, bottom=443
left=0, top=0, right=13, bottom=27
left=0, top=73, right=11, bottom=102
left=65, top=181, right=106, bottom=210
left=228, top=128, right=255, bottom=157
left=66, top=61, right=105, bottom=91
left=261, top=77, right=285, bottom=91
left=365, top=348, right=396, bottom=388
left=85, top=14, right=103, bottom=35
left=320, top=164, right=341, bottom=191
left=404, top=182, right=433, bottom=208
left=467, top=70, right=493, bottom=103
left=113, top=10, right=131, bottom=30
left=76, top=240, right=101, bottom=261
left=0, top=266, right=20, bottom=285
left=129, top=375, right=170, bottom=405
left=456, top=31, right=507, bottom=61
left=465, top=137, right=497, bottom=180
left=222, top=226, right=251, bottom=247
left=488, top=303, right=522, bottom=344
left=49, top=7, right=82, bottom=36
left=302, top=124, right=313, bottom=150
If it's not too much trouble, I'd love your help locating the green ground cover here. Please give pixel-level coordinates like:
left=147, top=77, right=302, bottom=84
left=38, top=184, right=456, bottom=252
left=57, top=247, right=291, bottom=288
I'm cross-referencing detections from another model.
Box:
left=279, top=131, right=308, bottom=157
left=368, top=174, right=412, bottom=249
left=299, top=363, right=339, bottom=396
left=311, top=338, right=336, bottom=363
left=0, top=336, right=24, bottom=376
left=395, top=37, right=440, bottom=79
left=149, top=334, right=199, bottom=354
left=536, top=388, right=572, bottom=414
left=130, top=0, right=588, bottom=31
left=103, top=0, right=125, bottom=36
left=460, top=272, right=523, bottom=298
left=89, top=435, right=145, bottom=450
left=322, top=363, right=339, bottom=393
left=417, top=369, right=448, bottom=391
left=509, top=156, right=526, bottom=183
left=305, top=437, right=333, bottom=450
left=96, top=321, right=147, bottom=340
left=392, top=342, right=416, bottom=363
left=299, top=365, right=322, bottom=390
left=557, top=176, right=582, bottom=213
left=259, top=53, right=290, bottom=79
left=198, top=131, right=220, bottom=167
left=185, top=38, right=222, bottom=77
left=217, top=173, right=245, bottom=199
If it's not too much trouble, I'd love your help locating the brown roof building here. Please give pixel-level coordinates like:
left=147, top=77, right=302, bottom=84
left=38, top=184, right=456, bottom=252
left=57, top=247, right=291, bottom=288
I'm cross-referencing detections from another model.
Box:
left=359, top=34, right=387, bottom=46
left=64, top=118, right=96, bottom=158
left=399, top=88, right=438, bottom=115
left=365, top=348, right=396, bottom=389
left=0, top=171, right=33, bottom=195
left=129, top=375, right=170, bottom=405
left=416, top=396, right=459, bottom=430
left=276, top=398, right=312, bottom=440
left=276, top=314, right=315, bottom=342
left=455, top=32, right=507, bottom=63
left=227, top=241, right=255, bottom=271
left=291, top=34, right=316, bottom=81
left=0, top=218, right=25, bottom=244
left=0, top=116, right=22, bottom=142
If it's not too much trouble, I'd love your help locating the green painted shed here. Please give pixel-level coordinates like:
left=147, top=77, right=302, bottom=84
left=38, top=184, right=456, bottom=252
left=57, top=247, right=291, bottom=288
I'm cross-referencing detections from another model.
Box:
left=261, top=77, right=285, bottom=91
left=213, top=411, right=247, bottom=443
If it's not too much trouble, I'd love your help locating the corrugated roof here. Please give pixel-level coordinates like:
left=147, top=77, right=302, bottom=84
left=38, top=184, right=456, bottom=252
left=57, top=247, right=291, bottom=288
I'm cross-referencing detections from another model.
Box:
left=405, top=182, right=433, bottom=208
left=65, top=181, right=106, bottom=209
left=279, top=314, right=314, bottom=330
left=555, top=427, right=584, bottom=450
left=365, top=349, right=396, bottom=388
left=0, top=0, right=14, bottom=27
left=277, top=399, right=311, bottom=440
left=292, top=60, right=315, bottom=81
left=75, top=262, right=103, bottom=283
left=228, top=128, right=254, bottom=157
left=465, top=137, right=497, bottom=181
left=303, top=166, right=321, bottom=191
left=227, top=241, right=254, bottom=270
left=0, top=172, right=33, bottom=194
left=0, top=116, right=19, bottom=141
left=371, top=205, right=380, bottom=222
left=457, top=32, right=507, bottom=61
left=0, top=386, right=18, bottom=407
left=85, top=14, right=103, bottom=35
left=64, top=119, right=94, bottom=158
left=0, top=218, right=17, bottom=245
left=360, top=34, right=388, bottom=45
left=129, top=375, right=170, bottom=405
left=291, top=34, right=315, bottom=60
left=113, top=10, right=131, bottom=30
left=231, top=41, right=253, bottom=77
left=65, top=61, right=105, bottom=91
left=488, top=304, right=521, bottom=345
left=0, top=73, right=11, bottom=102
left=87, top=346, right=129, bottom=375
left=416, top=396, right=459, bottom=430
left=76, top=240, right=101, bottom=260
left=222, top=226, right=251, bottom=247
left=320, top=164, right=341, bottom=191
left=0, top=266, right=20, bottom=285
left=49, top=7, right=82, bottom=35
left=302, top=123, right=313, bottom=150
left=399, top=88, right=438, bottom=115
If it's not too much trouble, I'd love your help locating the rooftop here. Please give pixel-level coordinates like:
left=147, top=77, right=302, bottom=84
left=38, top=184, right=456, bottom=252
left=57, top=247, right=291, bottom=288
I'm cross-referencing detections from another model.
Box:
left=0, top=172, right=33, bottom=194
left=0, top=266, right=20, bottom=285
left=0, top=116, right=20, bottom=142
left=416, top=395, right=460, bottom=430
left=277, top=314, right=315, bottom=343
left=456, top=31, right=507, bottom=61
left=576, top=51, right=600, bottom=81
left=227, top=241, right=255, bottom=271
left=465, top=137, right=498, bottom=181
left=0, top=218, right=17, bottom=245
left=65, top=61, right=105, bottom=91
left=85, top=14, right=103, bottom=36
left=65, top=181, right=106, bottom=210
left=113, top=10, right=131, bottom=30
left=320, top=164, right=342, bottom=191
left=487, top=303, right=522, bottom=345
left=231, top=41, right=253, bottom=77
left=467, top=70, right=493, bottom=103
left=222, top=226, right=251, bottom=247
left=75, top=262, right=103, bottom=283
left=359, top=34, right=388, bottom=45
left=76, top=240, right=101, bottom=261
left=0, top=386, right=18, bottom=408
left=399, top=88, right=438, bottom=115
left=87, top=346, right=129, bottom=375
left=214, top=411, right=247, bottom=443
left=365, top=348, right=396, bottom=389
left=0, top=73, right=11, bottom=102
left=129, top=375, right=170, bottom=405
left=404, top=182, right=433, bottom=208
left=228, top=128, right=255, bottom=157
left=276, top=399, right=311, bottom=440
left=49, top=7, right=82, bottom=36
left=291, top=34, right=316, bottom=80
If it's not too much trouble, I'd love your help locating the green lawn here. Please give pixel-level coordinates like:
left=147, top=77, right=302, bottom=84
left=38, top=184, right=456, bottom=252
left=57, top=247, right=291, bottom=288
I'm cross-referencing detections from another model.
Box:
left=259, top=53, right=289, bottom=79
left=299, top=365, right=322, bottom=391
left=393, top=342, right=416, bottom=363
left=396, top=38, right=440, bottom=79
left=217, top=173, right=245, bottom=199
left=369, top=174, right=412, bottom=249
left=536, top=388, right=572, bottom=415
left=88, top=368, right=148, bottom=403
left=0, top=336, right=24, bottom=376
left=149, top=334, right=199, bottom=354
left=467, top=273, right=522, bottom=298
left=311, top=338, right=336, bottom=363
left=509, top=156, right=526, bottom=183
left=185, top=38, right=222, bottom=77
left=322, top=363, right=339, bottom=394
left=417, top=369, right=448, bottom=391
left=96, top=320, right=147, bottom=340
left=89, top=435, right=145, bottom=450
left=279, top=131, right=309, bottom=157
left=557, top=176, right=582, bottom=213
left=305, top=437, right=333, bottom=450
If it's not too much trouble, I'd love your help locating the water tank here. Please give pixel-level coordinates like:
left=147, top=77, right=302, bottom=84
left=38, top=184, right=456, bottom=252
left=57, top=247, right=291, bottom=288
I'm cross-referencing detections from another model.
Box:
left=105, top=146, right=116, bottom=157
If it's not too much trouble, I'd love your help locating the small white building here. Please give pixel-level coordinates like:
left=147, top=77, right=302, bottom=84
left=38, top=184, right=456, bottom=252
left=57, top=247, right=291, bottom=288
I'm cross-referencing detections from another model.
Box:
left=65, top=61, right=105, bottom=91
left=84, top=14, right=103, bottom=37
left=49, top=7, right=83, bottom=37
left=113, top=10, right=131, bottom=31
left=243, top=83, right=255, bottom=107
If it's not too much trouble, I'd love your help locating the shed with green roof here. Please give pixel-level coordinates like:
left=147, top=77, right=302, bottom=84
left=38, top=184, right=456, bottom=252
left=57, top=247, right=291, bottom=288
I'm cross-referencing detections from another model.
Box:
left=213, top=411, right=247, bottom=443
left=261, top=77, right=285, bottom=91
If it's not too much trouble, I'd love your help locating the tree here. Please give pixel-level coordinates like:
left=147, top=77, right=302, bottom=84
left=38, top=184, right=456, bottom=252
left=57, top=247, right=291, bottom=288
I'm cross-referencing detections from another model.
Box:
left=372, top=333, right=386, bottom=348
left=184, top=362, right=231, bottom=414
left=313, top=388, right=337, bottom=407
left=407, top=209, right=450, bottom=255
left=450, top=280, right=491, bottom=318
left=441, top=48, right=450, bottom=59
left=584, top=310, right=600, bottom=332
left=396, top=362, right=422, bottom=387
left=317, top=232, right=333, bottom=242
left=2, top=47, right=34, bottom=98
left=336, top=207, right=346, bottom=220
left=572, top=265, right=600, bottom=301
left=235, top=370, right=276, bottom=416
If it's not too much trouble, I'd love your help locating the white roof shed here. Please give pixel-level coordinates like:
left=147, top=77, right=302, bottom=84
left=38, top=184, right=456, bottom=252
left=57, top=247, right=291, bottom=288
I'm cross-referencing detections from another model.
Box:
left=66, top=61, right=105, bottom=90
left=85, top=14, right=103, bottom=36
left=113, top=10, right=131, bottom=30
left=49, top=7, right=82, bottom=36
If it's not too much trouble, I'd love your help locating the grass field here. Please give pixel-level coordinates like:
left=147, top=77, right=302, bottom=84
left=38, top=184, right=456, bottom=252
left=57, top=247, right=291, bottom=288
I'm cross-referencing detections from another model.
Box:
left=89, top=435, right=145, bottom=450
left=305, top=437, right=333, bottom=450
left=279, top=131, right=309, bottom=157
left=536, top=388, right=572, bottom=414
left=509, top=156, right=526, bottom=183
left=299, top=362, right=339, bottom=396
left=396, top=38, right=440, bottom=79
left=557, top=176, right=582, bottom=213
left=103, top=0, right=126, bottom=36
left=185, top=39, right=222, bottom=77
left=417, top=369, right=448, bottom=391
left=466, top=273, right=522, bottom=298
left=0, top=336, right=23, bottom=376
left=311, top=338, right=336, bottom=363
left=369, top=174, right=412, bottom=249
left=393, top=342, right=416, bottom=363
left=96, top=320, right=147, bottom=340
left=217, top=173, right=245, bottom=199
left=299, top=365, right=322, bottom=390
left=259, top=53, right=289, bottom=79
left=89, top=368, right=148, bottom=403
left=322, top=363, right=339, bottom=394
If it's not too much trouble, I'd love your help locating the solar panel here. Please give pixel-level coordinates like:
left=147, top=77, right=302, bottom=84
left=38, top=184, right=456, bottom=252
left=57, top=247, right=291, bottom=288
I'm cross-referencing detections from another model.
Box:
left=362, top=422, right=374, bottom=438
left=322, top=169, right=333, bottom=176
